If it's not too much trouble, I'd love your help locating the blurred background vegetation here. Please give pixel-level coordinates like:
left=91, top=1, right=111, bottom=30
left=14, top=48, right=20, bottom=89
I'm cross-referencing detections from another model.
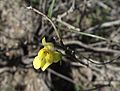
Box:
left=0, top=0, right=120, bottom=91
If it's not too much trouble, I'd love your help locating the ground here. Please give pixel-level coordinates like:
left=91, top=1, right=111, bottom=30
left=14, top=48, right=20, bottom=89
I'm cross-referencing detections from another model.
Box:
left=0, top=0, right=120, bottom=91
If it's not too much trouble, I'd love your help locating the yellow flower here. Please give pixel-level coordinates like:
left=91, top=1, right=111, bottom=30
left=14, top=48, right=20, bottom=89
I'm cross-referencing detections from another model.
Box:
left=33, top=37, right=62, bottom=71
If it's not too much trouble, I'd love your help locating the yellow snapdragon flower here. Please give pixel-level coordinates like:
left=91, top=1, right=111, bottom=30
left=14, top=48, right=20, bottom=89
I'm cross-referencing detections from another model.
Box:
left=33, top=37, right=62, bottom=71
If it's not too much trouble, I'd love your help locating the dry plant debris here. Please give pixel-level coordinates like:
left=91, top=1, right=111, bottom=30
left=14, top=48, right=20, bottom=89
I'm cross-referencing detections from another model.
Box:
left=0, top=0, right=120, bottom=91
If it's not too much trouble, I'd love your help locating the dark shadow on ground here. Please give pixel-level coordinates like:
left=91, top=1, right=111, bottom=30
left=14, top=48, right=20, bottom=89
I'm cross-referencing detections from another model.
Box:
left=50, top=61, right=74, bottom=91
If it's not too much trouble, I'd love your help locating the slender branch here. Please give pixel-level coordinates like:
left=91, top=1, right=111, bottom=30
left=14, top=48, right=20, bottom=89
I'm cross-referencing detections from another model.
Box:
left=81, top=55, right=120, bottom=65
left=86, top=20, right=120, bottom=32
left=82, top=84, right=110, bottom=91
left=48, top=69, right=75, bottom=84
left=26, top=6, right=62, bottom=43
left=53, top=17, right=107, bottom=40
left=57, top=0, right=75, bottom=19
left=63, top=40, right=120, bottom=54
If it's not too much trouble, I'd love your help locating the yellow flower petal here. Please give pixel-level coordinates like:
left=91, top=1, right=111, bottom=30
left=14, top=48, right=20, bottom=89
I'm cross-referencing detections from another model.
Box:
left=41, top=62, right=52, bottom=71
left=42, top=37, right=54, bottom=50
left=38, top=48, right=47, bottom=59
left=42, top=37, right=46, bottom=45
left=33, top=37, right=62, bottom=71
left=45, top=51, right=54, bottom=63
left=53, top=51, right=62, bottom=63
left=33, top=56, right=41, bottom=69
left=40, top=59, right=46, bottom=68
